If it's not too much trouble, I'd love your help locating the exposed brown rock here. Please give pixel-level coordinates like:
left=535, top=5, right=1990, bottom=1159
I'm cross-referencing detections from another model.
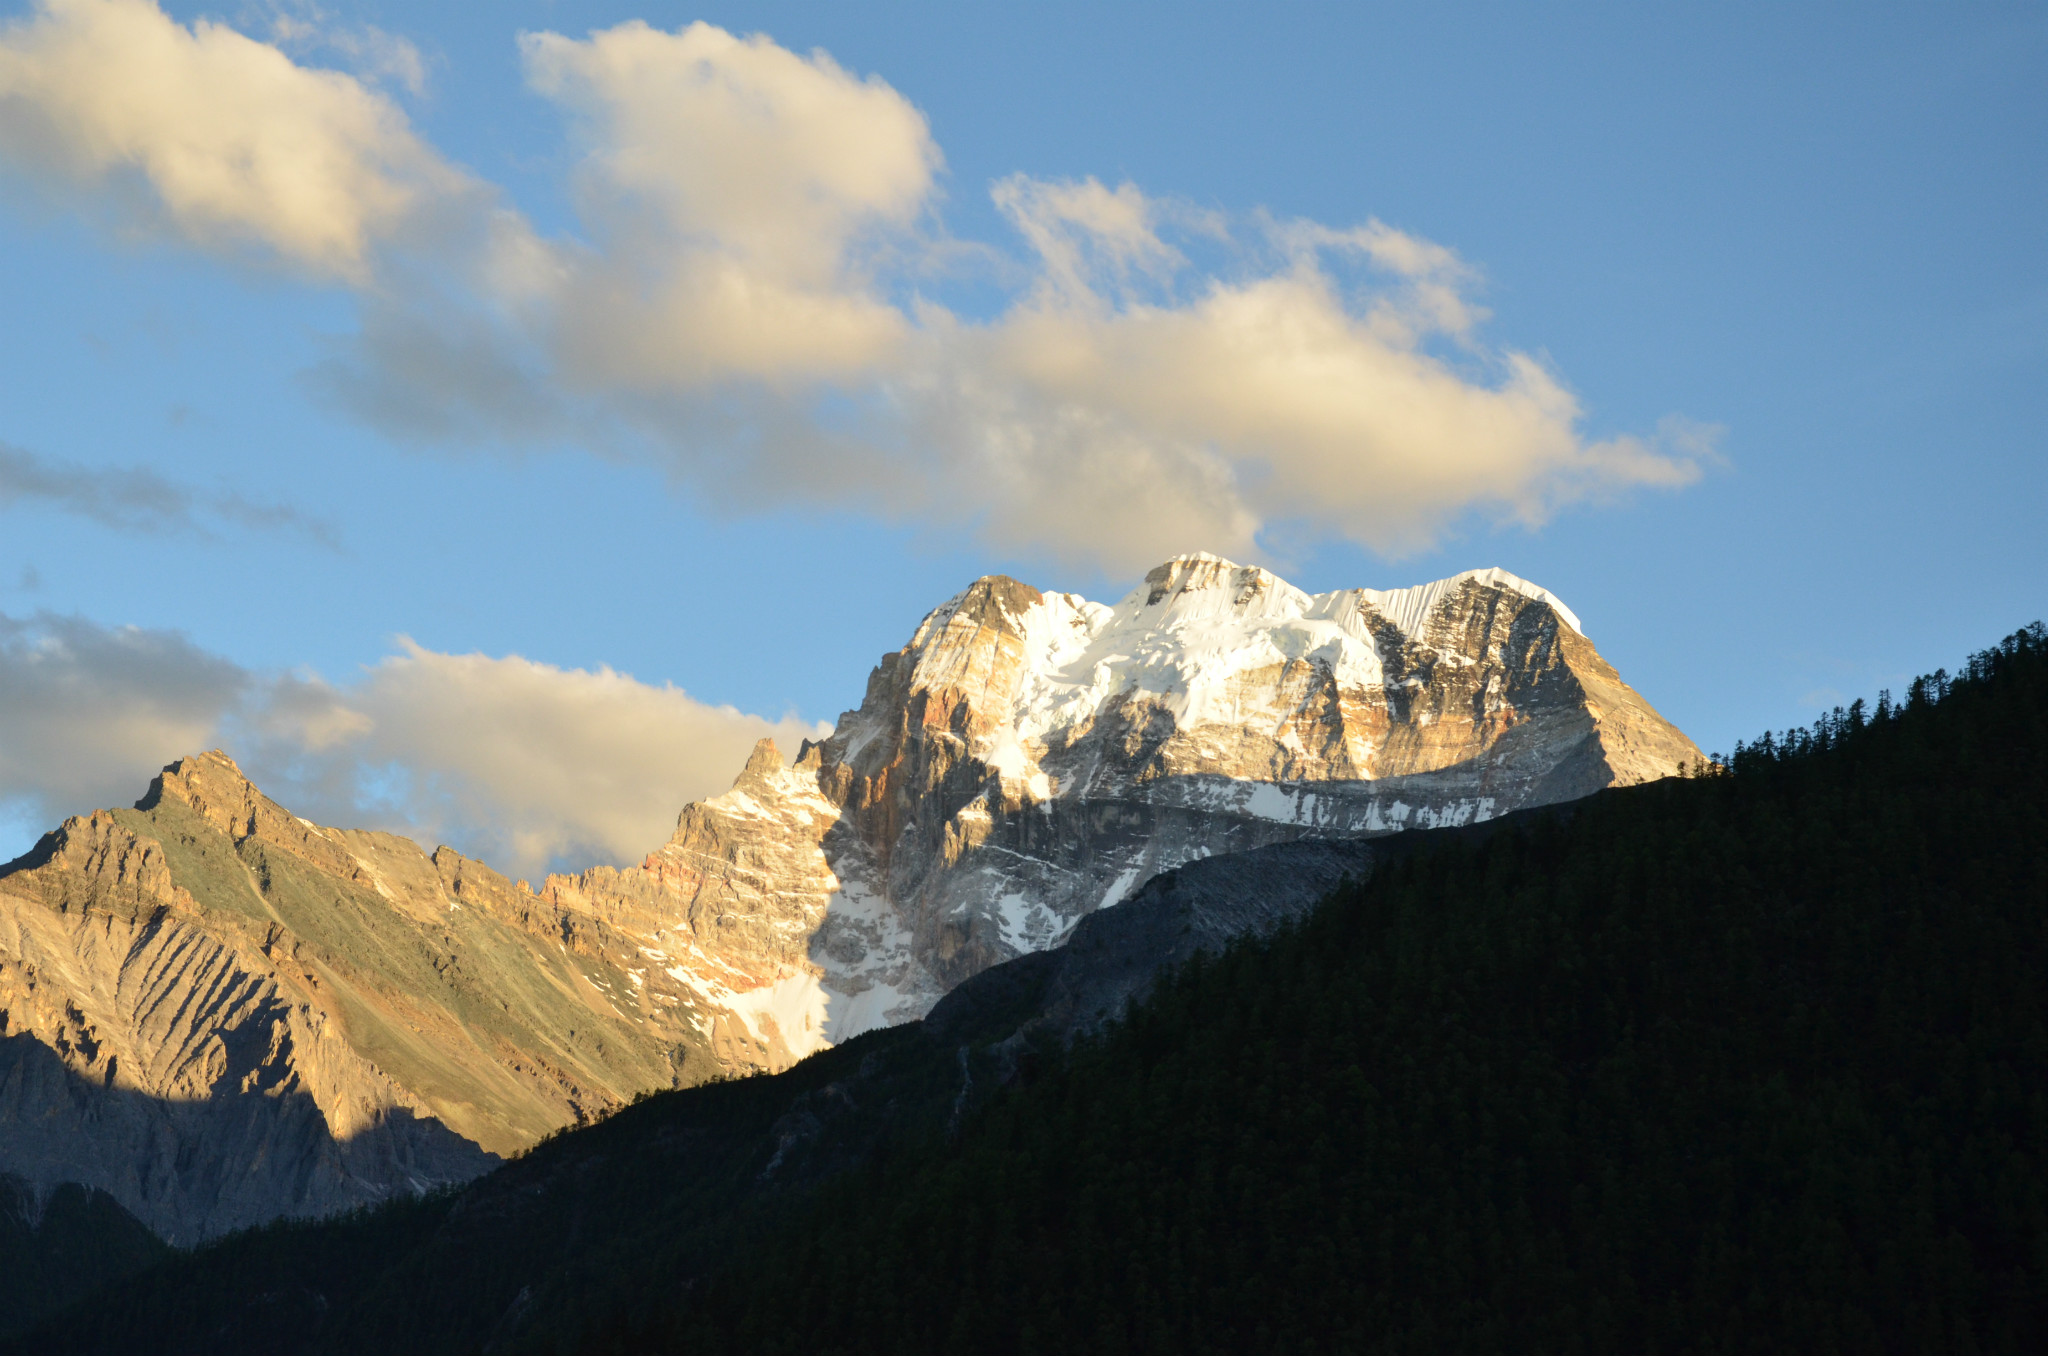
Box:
left=0, top=555, right=1699, bottom=1243
left=0, top=753, right=718, bottom=1242
left=541, top=555, right=1702, bottom=1053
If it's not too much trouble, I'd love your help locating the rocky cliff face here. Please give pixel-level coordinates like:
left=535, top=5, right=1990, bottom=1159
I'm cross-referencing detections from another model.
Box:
left=0, top=754, right=717, bottom=1243
left=0, top=553, right=1698, bottom=1241
left=546, top=553, right=1700, bottom=1060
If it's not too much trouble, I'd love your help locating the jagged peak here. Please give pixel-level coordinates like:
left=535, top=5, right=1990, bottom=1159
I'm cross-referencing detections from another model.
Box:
left=733, top=737, right=785, bottom=787
left=131, top=750, right=350, bottom=857
left=1134, top=554, right=1299, bottom=614
left=919, top=554, right=1577, bottom=653
left=1131, top=555, right=1583, bottom=636
left=915, top=574, right=1047, bottom=646
left=1141, top=551, right=1250, bottom=583
left=136, top=749, right=260, bottom=816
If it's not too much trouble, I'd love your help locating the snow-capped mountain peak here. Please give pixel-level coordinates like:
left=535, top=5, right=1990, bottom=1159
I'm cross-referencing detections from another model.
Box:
left=542, top=553, right=1693, bottom=1061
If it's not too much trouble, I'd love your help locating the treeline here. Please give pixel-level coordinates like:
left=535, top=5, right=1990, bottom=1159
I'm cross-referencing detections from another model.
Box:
left=612, top=624, right=2048, bottom=1354
left=1719, top=622, right=2044, bottom=774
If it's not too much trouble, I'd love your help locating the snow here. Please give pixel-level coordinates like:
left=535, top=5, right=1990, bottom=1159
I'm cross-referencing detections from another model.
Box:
left=802, top=870, right=946, bottom=1043
left=979, top=723, right=1052, bottom=801
left=820, top=976, right=917, bottom=1043
left=1354, top=566, right=1584, bottom=640
left=993, top=891, right=1030, bottom=946
left=996, top=556, right=1583, bottom=759
left=994, top=889, right=1062, bottom=951
left=1098, top=865, right=1142, bottom=910
left=1239, top=782, right=1305, bottom=823
left=699, top=969, right=833, bottom=1060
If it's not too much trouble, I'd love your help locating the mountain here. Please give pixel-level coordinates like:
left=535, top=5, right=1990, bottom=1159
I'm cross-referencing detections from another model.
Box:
left=0, top=830, right=1423, bottom=1353
left=548, top=552, right=1699, bottom=1058
left=19, top=623, right=2042, bottom=1356
left=0, top=752, right=710, bottom=1243
left=0, top=553, right=1695, bottom=1242
left=660, top=628, right=2048, bottom=1356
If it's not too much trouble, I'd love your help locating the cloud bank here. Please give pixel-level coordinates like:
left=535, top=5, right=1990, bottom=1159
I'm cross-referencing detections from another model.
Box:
left=0, top=612, right=825, bottom=878
left=0, top=440, right=339, bottom=545
left=0, top=612, right=247, bottom=835
left=0, top=3, right=1710, bottom=571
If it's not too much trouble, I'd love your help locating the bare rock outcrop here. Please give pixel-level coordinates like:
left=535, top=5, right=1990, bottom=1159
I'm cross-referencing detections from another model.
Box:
left=0, top=554, right=1699, bottom=1242
left=0, top=756, right=718, bottom=1243
left=542, top=554, right=1701, bottom=1057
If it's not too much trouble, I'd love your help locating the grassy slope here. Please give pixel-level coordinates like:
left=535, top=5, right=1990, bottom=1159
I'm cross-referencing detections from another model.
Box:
left=114, top=795, right=695, bottom=1151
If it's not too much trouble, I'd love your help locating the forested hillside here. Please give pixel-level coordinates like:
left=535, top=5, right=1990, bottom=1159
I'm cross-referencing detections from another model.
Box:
left=643, top=623, right=2048, bottom=1354
left=0, top=1177, right=166, bottom=1337
left=20, top=624, right=2046, bottom=1355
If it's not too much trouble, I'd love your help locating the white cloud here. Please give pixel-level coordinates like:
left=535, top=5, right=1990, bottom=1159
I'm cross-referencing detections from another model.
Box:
left=0, top=9, right=1712, bottom=570
left=265, top=2, right=430, bottom=97
left=522, top=19, right=938, bottom=388
left=0, top=613, right=823, bottom=879
left=899, top=193, right=1704, bottom=564
left=0, top=612, right=248, bottom=839
left=413, top=23, right=1712, bottom=568
left=247, top=641, right=828, bottom=878
left=990, top=175, right=1190, bottom=306
left=0, top=0, right=470, bottom=277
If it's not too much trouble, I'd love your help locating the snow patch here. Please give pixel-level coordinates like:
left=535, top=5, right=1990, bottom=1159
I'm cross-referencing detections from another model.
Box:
left=705, top=970, right=832, bottom=1060
left=1239, top=782, right=1304, bottom=823
left=1000, top=557, right=1581, bottom=756
left=1098, top=866, right=1142, bottom=911
left=820, top=976, right=918, bottom=1044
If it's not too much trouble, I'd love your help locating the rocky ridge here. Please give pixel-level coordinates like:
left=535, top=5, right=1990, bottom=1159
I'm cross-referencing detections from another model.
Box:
left=547, top=552, right=1701, bottom=1059
left=0, top=552, right=1698, bottom=1241
left=0, top=754, right=713, bottom=1242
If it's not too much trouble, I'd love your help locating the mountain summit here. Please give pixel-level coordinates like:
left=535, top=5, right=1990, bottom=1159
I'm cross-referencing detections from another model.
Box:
left=0, top=554, right=1696, bottom=1240
left=547, top=553, right=1699, bottom=1056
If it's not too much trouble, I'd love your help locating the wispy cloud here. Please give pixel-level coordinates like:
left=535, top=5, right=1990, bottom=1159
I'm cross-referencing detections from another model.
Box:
left=262, top=1, right=431, bottom=97
left=0, top=441, right=340, bottom=547
left=0, top=4, right=1715, bottom=570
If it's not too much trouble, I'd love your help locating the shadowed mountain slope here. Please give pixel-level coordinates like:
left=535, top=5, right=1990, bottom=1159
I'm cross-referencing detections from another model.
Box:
left=21, top=624, right=2041, bottom=1355
left=0, top=752, right=715, bottom=1242
left=544, top=553, right=1701, bottom=1055
left=0, top=555, right=1696, bottom=1245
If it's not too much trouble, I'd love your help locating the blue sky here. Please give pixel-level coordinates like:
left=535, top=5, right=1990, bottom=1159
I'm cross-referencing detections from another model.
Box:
left=1, top=1, right=2043, bottom=871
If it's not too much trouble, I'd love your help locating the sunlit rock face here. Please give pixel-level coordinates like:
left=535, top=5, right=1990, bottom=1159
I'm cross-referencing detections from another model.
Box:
left=555, top=553, right=1701, bottom=1060
left=0, top=754, right=713, bottom=1243
left=0, top=554, right=1698, bottom=1241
